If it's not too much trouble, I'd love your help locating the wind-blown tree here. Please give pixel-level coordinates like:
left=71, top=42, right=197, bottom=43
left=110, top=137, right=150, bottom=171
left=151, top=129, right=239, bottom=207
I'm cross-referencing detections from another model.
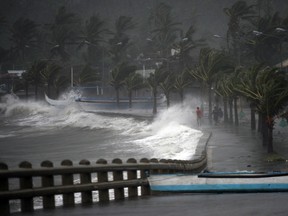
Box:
left=41, top=62, right=62, bottom=98
left=159, top=73, right=175, bottom=107
left=214, top=74, right=233, bottom=124
left=237, top=64, right=266, bottom=130
left=224, top=1, right=256, bottom=64
left=188, top=48, right=231, bottom=122
left=236, top=67, right=288, bottom=153
left=80, top=15, right=109, bottom=67
left=148, top=2, right=181, bottom=59
left=9, top=17, right=38, bottom=66
left=221, top=66, right=242, bottom=126
left=49, top=6, right=81, bottom=62
left=0, top=15, right=8, bottom=67
left=146, top=66, right=166, bottom=114
left=54, top=75, right=69, bottom=98
left=109, top=16, right=135, bottom=65
left=124, top=72, right=143, bottom=108
left=172, top=26, right=206, bottom=71
left=24, top=60, right=48, bottom=100
left=110, top=62, right=137, bottom=107
left=174, top=70, right=192, bottom=104
left=73, top=64, right=100, bottom=87
left=248, top=12, right=287, bottom=66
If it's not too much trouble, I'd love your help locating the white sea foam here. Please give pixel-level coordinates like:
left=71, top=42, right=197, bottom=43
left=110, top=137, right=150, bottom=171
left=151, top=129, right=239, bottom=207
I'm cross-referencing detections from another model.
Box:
left=1, top=93, right=203, bottom=160
left=132, top=102, right=203, bottom=160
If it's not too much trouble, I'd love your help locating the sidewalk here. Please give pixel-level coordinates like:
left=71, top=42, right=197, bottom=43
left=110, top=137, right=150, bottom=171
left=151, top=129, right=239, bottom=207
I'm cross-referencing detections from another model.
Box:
left=203, top=120, right=288, bottom=172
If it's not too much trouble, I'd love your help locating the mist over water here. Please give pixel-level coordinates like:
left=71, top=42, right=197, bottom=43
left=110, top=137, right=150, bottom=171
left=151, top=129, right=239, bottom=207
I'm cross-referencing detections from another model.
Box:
left=0, top=94, right=203, bottom=168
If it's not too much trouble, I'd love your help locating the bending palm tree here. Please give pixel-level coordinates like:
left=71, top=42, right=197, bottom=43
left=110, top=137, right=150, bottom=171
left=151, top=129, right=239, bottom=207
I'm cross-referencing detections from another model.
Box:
left=110, top=62, right=137, bottom=107
left=188, top=48, right=230, bottom=122
left=124, top=73, right=143, bottom=108
left=236, top=67, right=288, bottom=153
left=146, top=67, right=166, bottom=114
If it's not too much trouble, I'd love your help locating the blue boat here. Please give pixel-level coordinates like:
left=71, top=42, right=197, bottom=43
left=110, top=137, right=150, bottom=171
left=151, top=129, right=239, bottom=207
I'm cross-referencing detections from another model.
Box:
left=148, top=171, right=288, bottom=193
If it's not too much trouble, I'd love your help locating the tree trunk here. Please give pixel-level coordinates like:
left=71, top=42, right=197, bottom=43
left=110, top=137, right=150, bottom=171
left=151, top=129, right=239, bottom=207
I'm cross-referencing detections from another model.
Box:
left=229, top=98, right=233, bottom=124
left=223, top=97, right=229, bottom=123
left=25, top=81, right=29, bottom=100
left=35, top=84, right=38, bottom=101
left=153, top=88, right=157, bottom=115
left=267, top=126, right=274, bottom=153
left=234, top=97, right=239, bottom=126
left=262, top=115, right=268, bottom=146
left=250, top=102, right=256, bottom=130
left=166, top=92, right=170, bottom=108
left=208, top=86, right=212, bottom=123
left=128, top=90, right=132, bottom=109
left=258, top=113, right=262, bottom=133
left=116, top=88, right=120, bottom=108
left=180, top=89, right=184, bottom=105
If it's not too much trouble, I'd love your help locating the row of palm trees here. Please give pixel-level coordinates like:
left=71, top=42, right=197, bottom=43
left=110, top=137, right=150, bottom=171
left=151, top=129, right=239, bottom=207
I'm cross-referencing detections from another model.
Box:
left=189, top=47, right=288, bottom=154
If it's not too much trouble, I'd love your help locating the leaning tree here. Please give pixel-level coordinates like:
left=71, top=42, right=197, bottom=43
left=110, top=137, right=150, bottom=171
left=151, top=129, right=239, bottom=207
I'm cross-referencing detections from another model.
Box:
left=236, top=67, right=288, bottom=153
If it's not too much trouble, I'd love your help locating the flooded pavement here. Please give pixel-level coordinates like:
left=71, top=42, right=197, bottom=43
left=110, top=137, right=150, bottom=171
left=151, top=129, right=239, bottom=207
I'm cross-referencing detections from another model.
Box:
left=205, top=122, right=288, bottom=172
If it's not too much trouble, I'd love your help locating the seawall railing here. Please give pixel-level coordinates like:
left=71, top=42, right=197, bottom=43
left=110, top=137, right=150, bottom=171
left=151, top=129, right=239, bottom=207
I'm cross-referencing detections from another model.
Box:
left=0, top=133, right=210, bottom=215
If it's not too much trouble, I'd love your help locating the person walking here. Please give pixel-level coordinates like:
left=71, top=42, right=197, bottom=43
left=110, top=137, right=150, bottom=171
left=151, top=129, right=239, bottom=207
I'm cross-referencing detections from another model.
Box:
left=196, top=107, right=203, bottom=126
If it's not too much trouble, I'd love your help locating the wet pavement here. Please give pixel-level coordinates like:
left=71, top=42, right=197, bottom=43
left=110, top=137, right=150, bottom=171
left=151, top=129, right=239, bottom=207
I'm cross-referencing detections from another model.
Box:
left=204, top=120, right=288, bottom=172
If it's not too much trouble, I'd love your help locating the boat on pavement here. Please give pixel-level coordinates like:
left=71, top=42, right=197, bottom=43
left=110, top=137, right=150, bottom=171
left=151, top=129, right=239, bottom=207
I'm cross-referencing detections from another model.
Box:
left=148, top=171, right=288, bottom=193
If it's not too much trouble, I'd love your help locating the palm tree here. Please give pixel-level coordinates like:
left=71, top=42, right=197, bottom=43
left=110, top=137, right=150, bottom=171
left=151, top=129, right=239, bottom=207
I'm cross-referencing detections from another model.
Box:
left=25, top=60, right=48, bottom=100
left=237, top=64, right=266, bottom=130
left=109, top=16, right=135, bottom=65
left=215, top=74, right=233, bottom=124
left=49, top=6, right=81, bottom=62
left=174, top=70, right=192, bottom=104
left=110, top=62, right=137, bottom=107
left=148, top=2, right=181, bottom=59
left=54, top=75, right=69, bottom=98
left=146, top=67, right=166, bottom=114
left=159, top=73, right=175, bottom=107
left=124, top=72, right=143, bottom=108
left=224, top=1, right=256, bottom=65
left=236, top=67, right=288, bottom=153
left=41, top=62, right=62, bottom=98
left=172, top=26, right=206, bottom=71
left=80, top=15, right=109, bottom=66
left=248, top=12, right=287, bottom=66
left=73, top=64, right=100, bottom=87
left=188, top=48, right=231, bottom=122
left=9, top=17, right=38, bottom=65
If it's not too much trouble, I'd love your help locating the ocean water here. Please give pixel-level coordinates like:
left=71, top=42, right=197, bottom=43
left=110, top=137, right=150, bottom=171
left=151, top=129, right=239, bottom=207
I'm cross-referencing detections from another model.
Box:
left=0, top=94, right=203, bottom=169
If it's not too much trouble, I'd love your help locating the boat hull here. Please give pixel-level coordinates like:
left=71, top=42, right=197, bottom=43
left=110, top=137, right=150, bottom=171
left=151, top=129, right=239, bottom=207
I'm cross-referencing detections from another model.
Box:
left=148, top=172, right=288, bottom=193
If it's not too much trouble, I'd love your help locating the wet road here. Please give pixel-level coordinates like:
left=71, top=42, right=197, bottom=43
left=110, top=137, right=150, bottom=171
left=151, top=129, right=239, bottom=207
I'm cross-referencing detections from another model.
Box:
left=15, top=193, right=288, bottom=216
